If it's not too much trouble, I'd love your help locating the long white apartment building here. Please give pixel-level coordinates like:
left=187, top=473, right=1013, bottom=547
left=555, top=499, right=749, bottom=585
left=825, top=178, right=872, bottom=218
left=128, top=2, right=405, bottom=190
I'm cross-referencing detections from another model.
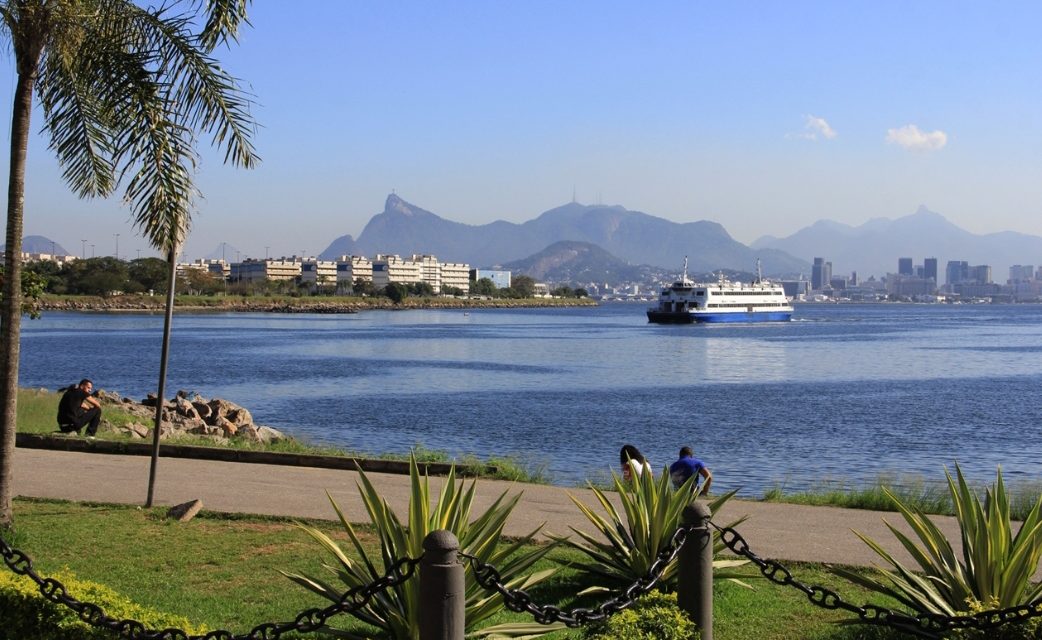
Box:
left=372, top=254, right=423, bottom=289
left=300, top=259, right=337, bottom=287
left=335, top=255, right=374, bottom=291
left=230, top=257, right=303, bottom=283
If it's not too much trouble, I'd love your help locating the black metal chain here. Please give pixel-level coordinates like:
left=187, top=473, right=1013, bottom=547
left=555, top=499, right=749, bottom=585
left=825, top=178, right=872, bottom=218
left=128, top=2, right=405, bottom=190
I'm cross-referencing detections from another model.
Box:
left=0, top=532, right=421, bottom=640
left=461, top=521, right=696, bottom=627
left=711, top=521, right=1042, bottom=639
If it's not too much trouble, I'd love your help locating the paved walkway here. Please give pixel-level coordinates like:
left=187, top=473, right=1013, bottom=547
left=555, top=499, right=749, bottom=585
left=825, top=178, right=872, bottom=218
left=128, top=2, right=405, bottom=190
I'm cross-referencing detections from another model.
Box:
left=12, top=448, right=964, bottom=568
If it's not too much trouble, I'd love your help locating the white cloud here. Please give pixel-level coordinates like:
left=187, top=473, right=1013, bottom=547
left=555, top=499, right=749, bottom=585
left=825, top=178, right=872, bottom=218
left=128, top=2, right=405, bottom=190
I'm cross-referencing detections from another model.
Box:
left=885, top=124, right=947, bottom=151
left=805, top=115, right=837, bottom=140
left=786, top=114, right=837, bottom=141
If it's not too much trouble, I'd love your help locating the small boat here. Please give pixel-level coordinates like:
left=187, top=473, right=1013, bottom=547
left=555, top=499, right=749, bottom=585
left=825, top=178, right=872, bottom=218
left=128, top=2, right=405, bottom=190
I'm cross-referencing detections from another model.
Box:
left=647, top=258, right=793, bottom=324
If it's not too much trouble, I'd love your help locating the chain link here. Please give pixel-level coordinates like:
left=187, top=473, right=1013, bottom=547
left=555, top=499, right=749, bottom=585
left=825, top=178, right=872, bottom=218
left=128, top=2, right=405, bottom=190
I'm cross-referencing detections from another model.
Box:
left=0, top=532, right=420, bottom=640
left=711, top=521, right=1042, bottom=639
left=461, top=519, right=696, bottom=627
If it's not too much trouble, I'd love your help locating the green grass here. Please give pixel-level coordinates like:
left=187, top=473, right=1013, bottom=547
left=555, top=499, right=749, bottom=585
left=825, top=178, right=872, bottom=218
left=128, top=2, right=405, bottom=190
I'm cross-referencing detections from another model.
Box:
left=14, top=388, right=547, bottom=483
left=6, top=498, right=921, bottom=639
left=761, top=474, right=1042, bottom=522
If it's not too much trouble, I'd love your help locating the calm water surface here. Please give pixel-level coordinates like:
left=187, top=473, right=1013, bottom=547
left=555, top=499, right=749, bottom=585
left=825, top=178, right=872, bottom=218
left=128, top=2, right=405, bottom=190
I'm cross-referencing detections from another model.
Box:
left=17, top=303, right=1042, bottom=494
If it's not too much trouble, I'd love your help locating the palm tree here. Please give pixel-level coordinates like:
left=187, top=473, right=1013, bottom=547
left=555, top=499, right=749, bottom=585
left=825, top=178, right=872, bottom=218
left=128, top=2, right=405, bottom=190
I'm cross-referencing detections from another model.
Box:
left=0, top=0, right=259, bottom=527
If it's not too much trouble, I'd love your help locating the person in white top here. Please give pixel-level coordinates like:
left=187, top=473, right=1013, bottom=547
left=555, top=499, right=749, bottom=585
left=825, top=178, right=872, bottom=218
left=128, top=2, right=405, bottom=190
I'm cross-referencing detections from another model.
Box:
left=620, top=444, right=652, bottom=481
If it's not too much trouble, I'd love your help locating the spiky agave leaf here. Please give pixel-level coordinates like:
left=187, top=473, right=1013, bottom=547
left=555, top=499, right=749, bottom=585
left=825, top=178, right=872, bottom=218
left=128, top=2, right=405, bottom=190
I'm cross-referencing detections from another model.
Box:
left=288, top=454, right=559, bottom=639
left=833, top=464, right=1042, bottom=619
left=558, top=465, right=746, bottom=590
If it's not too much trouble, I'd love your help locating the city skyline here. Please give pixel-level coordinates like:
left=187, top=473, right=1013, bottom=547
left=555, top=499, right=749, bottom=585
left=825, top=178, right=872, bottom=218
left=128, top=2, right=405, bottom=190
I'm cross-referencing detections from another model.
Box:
left=5, top=2, right=1042, bottom=260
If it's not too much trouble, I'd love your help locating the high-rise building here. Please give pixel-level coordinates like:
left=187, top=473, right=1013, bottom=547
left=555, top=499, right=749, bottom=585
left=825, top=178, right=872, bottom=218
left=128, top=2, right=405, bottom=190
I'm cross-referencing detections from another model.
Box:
left=898, top=257, right=914, bottom=276
left=811, top=257, right=832, bottom=290
left=946, top=260, right=969, bottom=286
left=924, top=258, right=938, bottom=283
left=969, top=265, right=992, bottom=284
left=1009, top=265, right=1035, bottom=283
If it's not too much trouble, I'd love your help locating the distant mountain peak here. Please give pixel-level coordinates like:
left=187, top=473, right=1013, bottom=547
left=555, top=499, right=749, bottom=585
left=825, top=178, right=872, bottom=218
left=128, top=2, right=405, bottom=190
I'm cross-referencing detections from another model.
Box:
left=385, top=193, right=412, bottom=214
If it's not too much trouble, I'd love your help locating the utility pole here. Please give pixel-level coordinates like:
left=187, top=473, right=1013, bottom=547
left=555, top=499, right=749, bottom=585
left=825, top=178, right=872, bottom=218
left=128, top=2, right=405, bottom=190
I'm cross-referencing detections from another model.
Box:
left=114, top=233, right=120, bottom=259
left=90, top=244, right=95, bottom=258
left=136, top=249, right=142, bottom=260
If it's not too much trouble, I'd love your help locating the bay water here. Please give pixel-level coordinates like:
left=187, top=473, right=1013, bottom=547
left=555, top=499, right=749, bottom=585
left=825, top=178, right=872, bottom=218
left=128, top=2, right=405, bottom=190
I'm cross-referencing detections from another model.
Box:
left=17, top=303, right=1042, bottom=495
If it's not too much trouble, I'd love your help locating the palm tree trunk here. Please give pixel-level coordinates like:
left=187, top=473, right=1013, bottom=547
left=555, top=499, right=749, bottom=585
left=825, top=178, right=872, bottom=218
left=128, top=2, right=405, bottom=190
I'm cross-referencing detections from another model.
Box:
left=0, top=71, right=36, bottom=528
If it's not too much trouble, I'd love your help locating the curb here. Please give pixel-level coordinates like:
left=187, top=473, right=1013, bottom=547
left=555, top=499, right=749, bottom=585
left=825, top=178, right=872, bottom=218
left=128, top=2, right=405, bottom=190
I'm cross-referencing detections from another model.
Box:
left=15, top=433, right=496, bottom=477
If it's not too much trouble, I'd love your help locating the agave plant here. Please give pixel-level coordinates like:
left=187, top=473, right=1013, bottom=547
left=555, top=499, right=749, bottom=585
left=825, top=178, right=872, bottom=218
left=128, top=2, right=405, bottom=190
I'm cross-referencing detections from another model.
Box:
left=554, top=466, right=748, bottom=592
left=832, top=464, right=1042, bottom=617
left=283, top=457, right=561, bottom=639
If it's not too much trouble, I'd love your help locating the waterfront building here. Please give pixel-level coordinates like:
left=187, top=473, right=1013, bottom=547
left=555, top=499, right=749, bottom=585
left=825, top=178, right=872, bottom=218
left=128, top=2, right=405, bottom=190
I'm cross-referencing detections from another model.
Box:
left=779, top=280, right=810, bottom=299
left=1009, top=265, right=1035, bottom=283
left=16, top=252, right=77, bottom=266
left=207, top=260, right=230, bottom=280
left=439, top=261, right=471, bottom=294
left=301, top=259, right=337, bottom=288
left=811, top=257, right=832, bottom=290
left=335, top=255, right=374, bottom=292
left=887, top=273, right=936, bottom=297
left=898, top=257, right=913, bottom=276
left=829, top=276, right=848, bottom=290
left=945, top=260, right=969, bottom=286
left=470, top=269, right=511, bottom=289
left=372, top=254, right=422, bottom=289
left=924, top=258, right=938, bottom=283
left=969, top=265, right=992, bottom=284
left=231, top=257, right=303, bottom=283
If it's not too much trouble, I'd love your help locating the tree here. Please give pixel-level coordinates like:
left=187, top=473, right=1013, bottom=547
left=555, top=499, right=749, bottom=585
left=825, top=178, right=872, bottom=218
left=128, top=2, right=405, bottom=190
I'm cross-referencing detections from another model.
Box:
left=128, top=257, right=170, bottom=293
left=63, top=257, right=128, bottom=296
left=471, top=277, right=497, bottom=296
left=408, top=281, right=434, bottom=296
left=511, top=275, right=536, bottom=298
left=384, top=282, right=409, bottom=303
left=352, top=277, right=375, bottom=296
left=575, top=287, right=589, bottom=298
left=0, top=0, right=257, bottom=527
left=178, top=268, right=224, bottom=295
left=551, top=286, right=574, bottom=298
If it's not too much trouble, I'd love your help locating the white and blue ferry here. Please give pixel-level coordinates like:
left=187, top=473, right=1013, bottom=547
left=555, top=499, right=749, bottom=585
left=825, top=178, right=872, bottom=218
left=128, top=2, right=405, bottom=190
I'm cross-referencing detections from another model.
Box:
left=647, top=259, right=793, bottom=324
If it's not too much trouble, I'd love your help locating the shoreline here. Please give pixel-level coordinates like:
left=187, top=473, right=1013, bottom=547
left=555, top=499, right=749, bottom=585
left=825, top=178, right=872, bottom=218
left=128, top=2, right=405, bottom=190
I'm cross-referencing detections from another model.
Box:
left=38, top=294, right=598, bottom=313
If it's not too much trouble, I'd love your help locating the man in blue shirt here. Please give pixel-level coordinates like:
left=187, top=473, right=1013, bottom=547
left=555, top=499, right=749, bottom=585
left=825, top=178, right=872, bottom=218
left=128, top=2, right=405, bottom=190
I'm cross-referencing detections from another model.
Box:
left=669, top=446, right=712, bottom=495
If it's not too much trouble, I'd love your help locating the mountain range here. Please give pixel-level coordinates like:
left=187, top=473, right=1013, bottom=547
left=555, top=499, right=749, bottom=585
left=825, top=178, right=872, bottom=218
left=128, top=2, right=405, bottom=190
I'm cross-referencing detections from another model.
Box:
left=752, top=205, right=1042, bottom=278
left=319, top=194, right=809, bottom=276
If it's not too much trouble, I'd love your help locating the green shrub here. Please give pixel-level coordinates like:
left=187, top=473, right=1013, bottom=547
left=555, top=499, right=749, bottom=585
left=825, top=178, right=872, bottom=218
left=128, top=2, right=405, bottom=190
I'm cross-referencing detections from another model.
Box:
left=0, top=567, right=206, bottom=639
left=833, top=465, right=1042, bottom=618
left=580, top=591, right=699, bottom=640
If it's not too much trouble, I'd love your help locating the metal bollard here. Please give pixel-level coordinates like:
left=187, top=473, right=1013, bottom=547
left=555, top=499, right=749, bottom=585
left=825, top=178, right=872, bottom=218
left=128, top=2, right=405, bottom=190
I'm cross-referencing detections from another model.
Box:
left=678, top=500, right=713, bottom=640
left=420, top=530, right=465, bottom=640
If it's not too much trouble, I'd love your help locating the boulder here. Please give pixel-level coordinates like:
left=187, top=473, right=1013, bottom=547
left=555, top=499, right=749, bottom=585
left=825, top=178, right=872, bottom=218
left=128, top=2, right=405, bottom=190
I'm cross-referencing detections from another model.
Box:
left=192, top=402, right=212, bottom=419
left=175, top=396, right=200, bottom=420
left=257, top=426, right=287, bottom=444
left=236, top=424, right=260, bottom=442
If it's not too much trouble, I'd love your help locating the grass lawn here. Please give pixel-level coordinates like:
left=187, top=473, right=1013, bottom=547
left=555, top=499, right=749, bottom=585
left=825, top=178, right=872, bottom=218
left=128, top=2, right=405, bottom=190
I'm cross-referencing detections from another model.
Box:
left=6, top=498, right=918, bottom=639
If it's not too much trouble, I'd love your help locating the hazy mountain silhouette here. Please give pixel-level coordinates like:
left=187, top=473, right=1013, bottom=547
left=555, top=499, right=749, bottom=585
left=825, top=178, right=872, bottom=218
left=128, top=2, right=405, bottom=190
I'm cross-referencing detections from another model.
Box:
left=320, top=194, right=808, bottom=275
left=202, top=243, right=244, bottom=261
left=752, top=205, right=1042, bottom=278
left=1, top=235, right=70, bottom=255
left=502, top=241, right=657, bottom=283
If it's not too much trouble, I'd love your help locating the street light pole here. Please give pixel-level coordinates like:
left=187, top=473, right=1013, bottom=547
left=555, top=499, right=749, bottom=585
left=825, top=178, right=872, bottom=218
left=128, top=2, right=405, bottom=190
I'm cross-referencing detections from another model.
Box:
left=81, top=239, right=87, bottom=259
left=114, top=233, right=120, bottom=260
left=90, top=244, right=94, bottom=258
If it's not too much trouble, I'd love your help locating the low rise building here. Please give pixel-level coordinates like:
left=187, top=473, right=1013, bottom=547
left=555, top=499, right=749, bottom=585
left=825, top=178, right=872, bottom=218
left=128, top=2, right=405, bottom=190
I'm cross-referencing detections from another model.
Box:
left=470, top=269, right=511, bottom=289
left=231, top=258, right=302, bottom=283
left=336, top=255, right=374, bottom=292
left=301, top=260, right=337, bottom=287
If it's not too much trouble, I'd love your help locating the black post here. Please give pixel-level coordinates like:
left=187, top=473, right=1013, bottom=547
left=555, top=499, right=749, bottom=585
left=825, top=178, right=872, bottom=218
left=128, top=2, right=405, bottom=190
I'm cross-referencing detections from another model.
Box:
left=420, top=530, right=465, bottom=640
left=678, top=500, right=713, bottom=640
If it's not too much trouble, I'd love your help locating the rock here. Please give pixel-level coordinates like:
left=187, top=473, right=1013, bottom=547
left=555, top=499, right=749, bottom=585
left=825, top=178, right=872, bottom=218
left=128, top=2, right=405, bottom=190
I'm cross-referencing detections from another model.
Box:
left=208, top=399, right=253, bottom=427
left=175, top=396, right=200, bottom=420
left=257, top=426, right=287, bottom=444
left=142, top=394, right=159, bottom=407
left=236, top=424, right=260, bottom=442
left=192, top=402, right=212, bottom=419
left=167, top=499, right=203, bottom=522
left=125, top=423, right=150, bottom=439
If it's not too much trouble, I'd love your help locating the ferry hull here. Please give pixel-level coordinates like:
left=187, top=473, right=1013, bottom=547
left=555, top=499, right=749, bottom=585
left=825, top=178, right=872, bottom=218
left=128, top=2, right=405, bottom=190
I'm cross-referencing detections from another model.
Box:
left=647, top=310, right=792, bottom=324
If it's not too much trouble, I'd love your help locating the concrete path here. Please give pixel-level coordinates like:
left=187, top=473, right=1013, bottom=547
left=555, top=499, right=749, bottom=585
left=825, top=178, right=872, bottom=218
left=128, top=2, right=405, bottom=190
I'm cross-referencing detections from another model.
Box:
left=12, top=448, right=964, bottom=569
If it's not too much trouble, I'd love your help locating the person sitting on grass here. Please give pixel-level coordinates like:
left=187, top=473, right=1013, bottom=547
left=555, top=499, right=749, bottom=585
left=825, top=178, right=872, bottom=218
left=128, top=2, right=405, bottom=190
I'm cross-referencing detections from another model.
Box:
left=57, top=378, right=102, bottom=437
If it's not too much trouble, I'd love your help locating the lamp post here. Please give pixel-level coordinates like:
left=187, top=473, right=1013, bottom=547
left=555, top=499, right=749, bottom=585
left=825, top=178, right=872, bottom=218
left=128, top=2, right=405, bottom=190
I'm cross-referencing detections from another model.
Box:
left=136, top=249, right=142, bottom=260
left=90, top=244, right=95, bottom=258
left=81, top=239, right=87, bottom=259
left=114, top=233, right=120, bottom=260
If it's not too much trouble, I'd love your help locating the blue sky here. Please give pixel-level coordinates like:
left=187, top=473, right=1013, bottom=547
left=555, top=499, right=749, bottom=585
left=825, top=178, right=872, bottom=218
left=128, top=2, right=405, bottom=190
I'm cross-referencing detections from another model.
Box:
left=4, top=1, right=1042, bottom=260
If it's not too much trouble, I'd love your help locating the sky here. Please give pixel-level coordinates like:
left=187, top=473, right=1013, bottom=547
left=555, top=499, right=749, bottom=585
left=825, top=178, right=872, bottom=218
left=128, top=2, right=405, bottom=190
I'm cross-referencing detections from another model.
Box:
left=4, top=1, right=1042, bottom=261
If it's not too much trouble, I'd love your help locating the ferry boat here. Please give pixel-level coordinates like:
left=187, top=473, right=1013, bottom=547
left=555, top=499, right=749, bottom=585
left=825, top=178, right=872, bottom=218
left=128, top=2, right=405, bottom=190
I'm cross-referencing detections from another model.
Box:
left=647, top=259, right=793, bottom=324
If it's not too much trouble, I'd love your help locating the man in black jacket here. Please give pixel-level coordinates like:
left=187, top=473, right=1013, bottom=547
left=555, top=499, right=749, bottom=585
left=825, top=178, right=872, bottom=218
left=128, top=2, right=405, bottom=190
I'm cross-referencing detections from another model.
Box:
left=57, top=379, right=102, bottom=436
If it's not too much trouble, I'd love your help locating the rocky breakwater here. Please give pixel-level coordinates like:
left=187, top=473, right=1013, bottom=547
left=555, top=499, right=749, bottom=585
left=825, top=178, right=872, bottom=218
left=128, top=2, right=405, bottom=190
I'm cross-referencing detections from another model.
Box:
left=96, top=389, right=287, bottom=444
